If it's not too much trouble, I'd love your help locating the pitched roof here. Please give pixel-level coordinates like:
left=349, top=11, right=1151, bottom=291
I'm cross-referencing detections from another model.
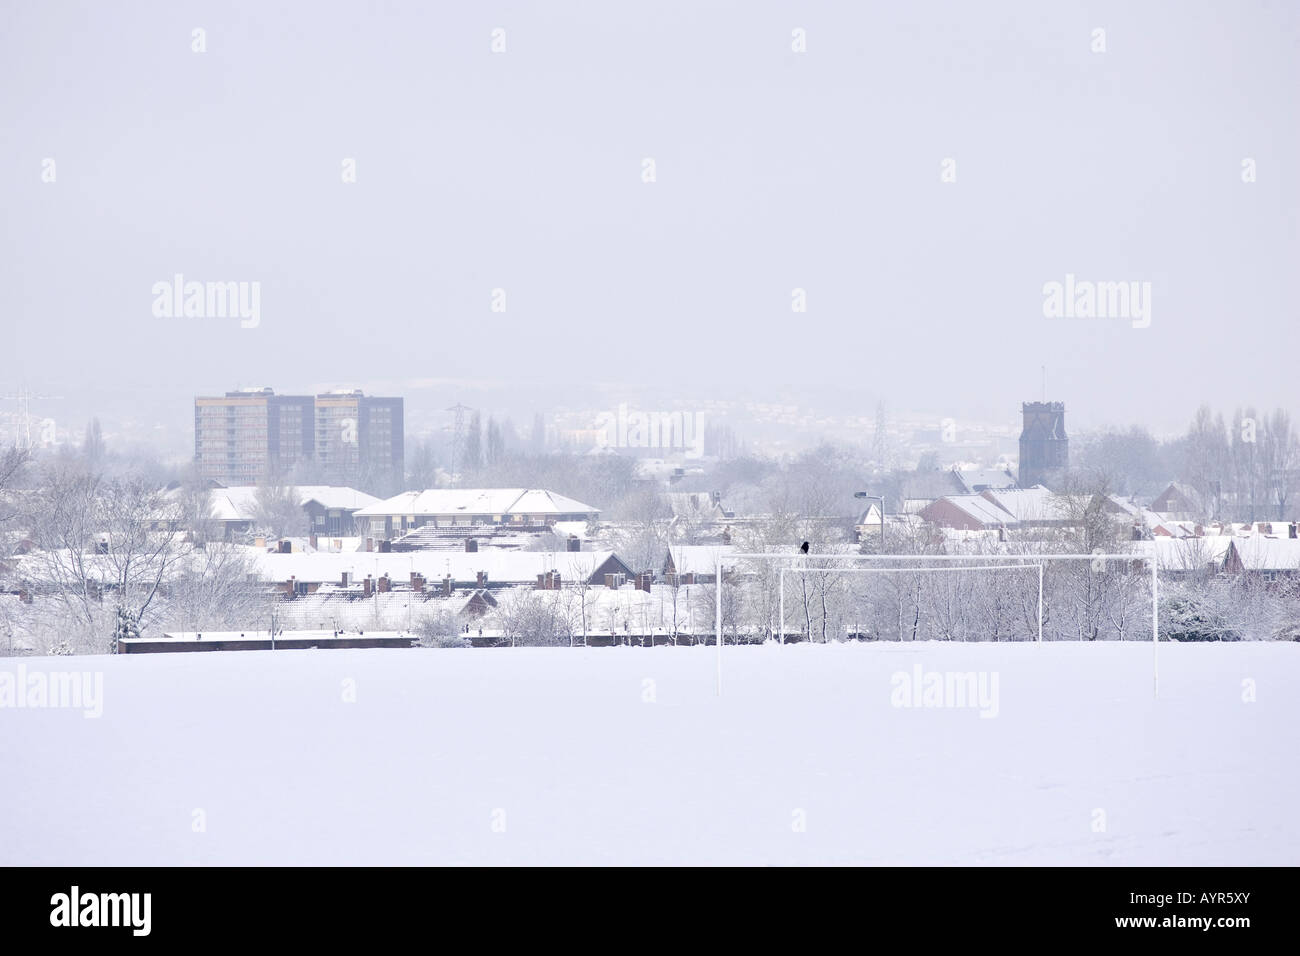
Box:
left=355, top=488, right=600, bottom=518
left=899, top=470, right=966, bottom=501
left=173, top=486, right=379, bottom=522
left=979, top=486, right=1071, bottom=523
left=250, top=548, right=622, bottom=585
left=930, top=494, right=1018, bottom=528
left=955, top=469, right=1017, bottom=493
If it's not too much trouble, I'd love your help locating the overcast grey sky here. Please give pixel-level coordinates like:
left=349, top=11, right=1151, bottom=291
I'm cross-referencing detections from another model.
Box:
left=2, top=0, right=1296, bottom=439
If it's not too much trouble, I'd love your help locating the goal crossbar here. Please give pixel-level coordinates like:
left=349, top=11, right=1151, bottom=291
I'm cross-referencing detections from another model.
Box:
left=775, top=563, right=1044, bottom=645
left=714, top=552, right=1159, bottom=699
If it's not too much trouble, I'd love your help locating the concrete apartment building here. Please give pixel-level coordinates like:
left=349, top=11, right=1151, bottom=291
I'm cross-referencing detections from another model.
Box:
left=195, top=387, right=404, bottom=489
left=314, top=389, right=404, bottom=487
left=194, top=388, right=315, bottom=485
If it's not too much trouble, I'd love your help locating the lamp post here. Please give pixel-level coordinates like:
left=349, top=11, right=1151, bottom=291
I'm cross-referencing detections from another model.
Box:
left=854, top=492, right=886, bottom=552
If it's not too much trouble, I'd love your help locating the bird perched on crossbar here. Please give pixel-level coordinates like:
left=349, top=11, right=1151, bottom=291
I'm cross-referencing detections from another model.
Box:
left=799, top=541, right=810, bottom=554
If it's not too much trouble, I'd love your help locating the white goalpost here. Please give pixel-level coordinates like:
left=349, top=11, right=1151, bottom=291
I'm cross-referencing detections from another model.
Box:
left=776, top=563, right=1045, bottom=645
left=714, top=552, right=1160, bottom=698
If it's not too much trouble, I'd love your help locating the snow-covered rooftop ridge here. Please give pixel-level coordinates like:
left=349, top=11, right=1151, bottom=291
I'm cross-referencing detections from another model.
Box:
left=955, top=468, right=1017, bottom=492
left=979, top=486, right=1079, bottom=522
left=167, top=485, right=380, bottom=521
left=250, top=548, right=622, bottom=583
left=356, top=488, right=600, bottom=518
left=940, top=494, right=1019, bottom=526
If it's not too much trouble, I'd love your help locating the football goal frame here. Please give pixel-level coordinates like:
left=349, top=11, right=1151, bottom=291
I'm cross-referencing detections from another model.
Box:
left=775, top=563, right=1045, bottom=645
left=714, top=552, right=1159, bottom=698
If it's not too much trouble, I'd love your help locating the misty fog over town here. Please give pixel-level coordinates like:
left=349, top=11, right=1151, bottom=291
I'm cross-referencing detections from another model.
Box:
left=1, top=0, right=1296, bottom=891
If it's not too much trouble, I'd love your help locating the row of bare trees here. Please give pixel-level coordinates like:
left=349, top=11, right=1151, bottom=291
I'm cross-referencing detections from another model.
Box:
left=1, top=452, right=275, bottom=654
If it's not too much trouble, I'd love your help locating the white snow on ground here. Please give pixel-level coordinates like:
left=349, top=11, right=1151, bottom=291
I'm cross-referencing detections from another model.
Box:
left=1, top=642, right=1297, bottom=865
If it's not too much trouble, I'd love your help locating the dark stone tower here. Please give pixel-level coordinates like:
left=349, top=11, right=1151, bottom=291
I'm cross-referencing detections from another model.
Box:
left=1018, top=402, right=1068, bottom=488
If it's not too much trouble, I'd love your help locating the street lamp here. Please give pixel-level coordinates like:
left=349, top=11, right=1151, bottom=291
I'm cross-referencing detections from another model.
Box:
left=854, top=491, right=886, bottom=551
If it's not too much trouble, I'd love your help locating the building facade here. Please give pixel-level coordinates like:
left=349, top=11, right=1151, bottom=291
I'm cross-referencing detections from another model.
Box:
left=194, top=388, right=315, bottom=485
left=314, top=390, right=404, bottom=489
left=1018, top=401, right=1068, bottom=489
left=194, top=387, right=404, bottom=489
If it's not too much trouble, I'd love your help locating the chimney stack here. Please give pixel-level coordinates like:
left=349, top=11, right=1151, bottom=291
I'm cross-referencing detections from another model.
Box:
left=465, top=538, right=478, bottom=553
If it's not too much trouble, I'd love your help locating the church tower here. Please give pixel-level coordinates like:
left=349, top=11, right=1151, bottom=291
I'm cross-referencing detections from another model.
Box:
left=1018, top=402, right=1068, bottom=488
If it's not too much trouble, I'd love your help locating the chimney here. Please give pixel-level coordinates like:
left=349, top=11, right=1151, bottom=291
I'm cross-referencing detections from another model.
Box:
left=536, top=573, right=546, bottom=590
left=442, top=576, right=452, bottom=596
left=476, top=570, right=487, bottom=588
left=341, top=571, right=350, bottom=587
left=710, top=490, right=721, bottom=505
left=363, top=575, right=372, bottom=597
left=377, top=574, right=391, bottom=593
left=411, top=572, right=424, bottom=592
left=465, top=538, right=478, bottom=553
left=552, top=571, right=561, bottom=589
left=566, top=535, right=581, bottom=552
left=1290, top=523, right=1298, bottom=539
left=285, top=576, right=296, bottom=597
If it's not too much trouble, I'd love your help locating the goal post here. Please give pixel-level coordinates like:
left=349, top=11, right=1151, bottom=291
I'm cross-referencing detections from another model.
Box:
left=715, top=552, right=1159, bottom=698
left=776, top=563, right=1045, bottom=645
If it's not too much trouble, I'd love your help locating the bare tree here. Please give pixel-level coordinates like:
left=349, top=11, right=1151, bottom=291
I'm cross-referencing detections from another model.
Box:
left=254, top=480, right=307, bottom=538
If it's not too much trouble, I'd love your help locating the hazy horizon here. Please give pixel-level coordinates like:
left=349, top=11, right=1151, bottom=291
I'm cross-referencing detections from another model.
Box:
left=3, top=0, right=1297, bottom=450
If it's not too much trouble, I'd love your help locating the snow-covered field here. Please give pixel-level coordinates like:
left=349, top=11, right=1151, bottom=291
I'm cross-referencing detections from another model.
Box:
left=2, top=641, right=1296, bottom=865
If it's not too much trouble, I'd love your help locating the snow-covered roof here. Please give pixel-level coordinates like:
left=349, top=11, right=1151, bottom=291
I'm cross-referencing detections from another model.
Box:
left=1107, top=494, right=1143, bottom=517
left=932, top=495, right=1017, bottom=527
left=955, top=469, right=1017, bottom=493
left=665, top=492, right=726, bottom=520
left=855, top=503, right=883, bottom=526
left=980, top=486, right=1075, bottom=523
left=664, top=544, right=738, bottom=575
left=250, top=548, right=623, bottom=584
left=1137, top=535, right=1300, bottom=571
left=1225, top=536, right=1300, bottom=571
left=355, top=488, right=600, bottom=518
left=170, top=485, right=380, bottom=522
